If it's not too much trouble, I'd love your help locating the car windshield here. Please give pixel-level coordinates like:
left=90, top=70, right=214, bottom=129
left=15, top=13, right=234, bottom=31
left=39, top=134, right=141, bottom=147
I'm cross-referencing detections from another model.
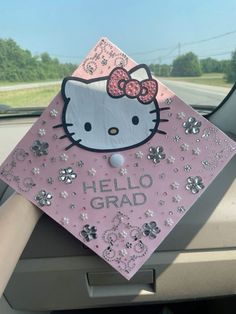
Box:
left=0, top=0, right=235, bottom=116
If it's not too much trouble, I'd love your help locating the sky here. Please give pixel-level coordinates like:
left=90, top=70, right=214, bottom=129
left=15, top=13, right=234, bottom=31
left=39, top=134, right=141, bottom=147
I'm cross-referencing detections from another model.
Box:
left=0, top=0, right=236, bottom=65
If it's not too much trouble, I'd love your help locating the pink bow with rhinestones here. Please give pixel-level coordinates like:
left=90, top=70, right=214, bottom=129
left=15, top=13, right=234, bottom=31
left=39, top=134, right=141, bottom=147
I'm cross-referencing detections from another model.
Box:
left=107, top=67, right=158, bottom=104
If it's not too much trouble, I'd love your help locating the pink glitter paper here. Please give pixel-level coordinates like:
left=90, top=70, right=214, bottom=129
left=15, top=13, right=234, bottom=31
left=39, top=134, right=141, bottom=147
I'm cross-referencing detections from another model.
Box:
left=0, top=38, right=235, bottom=279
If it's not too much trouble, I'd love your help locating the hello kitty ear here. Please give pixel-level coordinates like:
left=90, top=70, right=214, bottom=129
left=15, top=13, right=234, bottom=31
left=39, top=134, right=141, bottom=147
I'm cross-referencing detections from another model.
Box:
left=129, top=64, right=153, bottom=80
left=62, top=77, right=76, bottom=100
left=62, top=77, right=90, bottom=101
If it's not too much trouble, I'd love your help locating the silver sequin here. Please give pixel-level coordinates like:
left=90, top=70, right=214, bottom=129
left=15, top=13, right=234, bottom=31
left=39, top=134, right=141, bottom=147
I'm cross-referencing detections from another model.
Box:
left=50, top=109, right=58, bottom=117
left=145, top=209, right=154, bottom=217
left=35, top=190, right=52, bottom=207
left=77, top=160, right=84, bottom=167
left=38, top=128, right=46, bottom=136
left=147, top=146, right=166, bottom=164
left=59, top=167, right=77, bottom=184
left=88, top=168, right=96, bottom=176
left=184, top=164, right=192, bottom=172
left=165, top=218, right=174, bottom=227
left=186, top=176, right=205, bottom=194
left=60, top=153, right=68, bottom=161
left=119, top=168, right=128, bottom=176
left=183, top=117, right=201, bottom=134
left=81, top=225, right=97, bottom=242
left=142, top=221, right=161, bottom=239
left=31, top=140, right=49, bottom=156
left=177, top=206, right=186, bottom=213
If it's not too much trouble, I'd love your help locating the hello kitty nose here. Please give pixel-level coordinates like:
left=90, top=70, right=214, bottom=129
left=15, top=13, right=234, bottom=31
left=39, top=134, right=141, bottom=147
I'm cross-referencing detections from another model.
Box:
left=108, top=127, right=119, bottom=136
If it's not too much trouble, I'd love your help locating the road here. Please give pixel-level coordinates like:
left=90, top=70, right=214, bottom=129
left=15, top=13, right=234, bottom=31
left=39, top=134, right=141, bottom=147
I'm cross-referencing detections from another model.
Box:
left=0, top=81, right=60, bottom=92
left=0, top=79, right=231, bottom=108
left=159, top=79, right=230, bottom=107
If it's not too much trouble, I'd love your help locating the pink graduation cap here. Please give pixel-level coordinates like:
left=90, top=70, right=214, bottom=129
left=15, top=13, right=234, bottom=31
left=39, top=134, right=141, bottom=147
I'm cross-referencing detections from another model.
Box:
left=0, top=38, right=235, bottom=280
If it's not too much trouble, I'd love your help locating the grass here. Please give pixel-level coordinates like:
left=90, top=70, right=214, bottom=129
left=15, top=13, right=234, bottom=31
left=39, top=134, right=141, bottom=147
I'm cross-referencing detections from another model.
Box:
left=0, top=84, right=60, bottom=108
left=161, top=73, right=232, bottom=88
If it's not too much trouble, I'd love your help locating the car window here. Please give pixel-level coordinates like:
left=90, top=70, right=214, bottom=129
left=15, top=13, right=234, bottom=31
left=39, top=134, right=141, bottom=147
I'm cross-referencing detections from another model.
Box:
left=0, top=0, right=235, bottom=116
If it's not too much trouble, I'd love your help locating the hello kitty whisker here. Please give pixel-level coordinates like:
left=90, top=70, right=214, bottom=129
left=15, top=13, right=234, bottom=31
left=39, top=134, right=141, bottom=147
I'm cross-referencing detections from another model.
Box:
left=149, top=128, right=166, bottom=135
left=65, top=139, right=82, bottom=151
left=152, top=119, right=157, bottom=122
left=160, top=119, right=169, bottom=122
left=59, top=133, right=75, bottom=140
left=53, top=123, right=73, bottom=129
left=156, top=130, right=167, bottom=135
left=160, top=107, right=170, bottom=111
left=149, top=109, right=157, bottom=114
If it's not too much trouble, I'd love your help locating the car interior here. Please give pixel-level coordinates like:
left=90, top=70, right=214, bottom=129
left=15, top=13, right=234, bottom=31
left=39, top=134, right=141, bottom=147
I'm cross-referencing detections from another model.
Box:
left=0, top=1, right=236, bottom=312
left=0, top=82, right=235, bottom=314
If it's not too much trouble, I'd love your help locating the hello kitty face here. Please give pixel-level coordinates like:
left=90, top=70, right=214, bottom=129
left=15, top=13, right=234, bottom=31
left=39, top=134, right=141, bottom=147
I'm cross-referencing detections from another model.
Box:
left=57, top=65, right=167, bottom=152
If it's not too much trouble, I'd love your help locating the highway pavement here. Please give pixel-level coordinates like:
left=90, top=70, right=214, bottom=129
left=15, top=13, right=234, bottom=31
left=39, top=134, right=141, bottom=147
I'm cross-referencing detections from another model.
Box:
left=159, top=78, right=231, bottom=108
left=0, top=81, right=60, bottom=92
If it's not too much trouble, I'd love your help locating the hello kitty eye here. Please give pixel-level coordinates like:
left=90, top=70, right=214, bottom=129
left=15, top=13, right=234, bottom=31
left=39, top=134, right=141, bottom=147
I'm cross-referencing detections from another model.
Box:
left=84, top=122, right=92, bottom=132
left=132, top=116, right=139, bottom=125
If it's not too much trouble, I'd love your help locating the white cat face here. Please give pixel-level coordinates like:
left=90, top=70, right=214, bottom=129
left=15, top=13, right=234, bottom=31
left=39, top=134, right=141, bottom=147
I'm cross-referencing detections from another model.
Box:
left=58, top=65, right=165, bottom=152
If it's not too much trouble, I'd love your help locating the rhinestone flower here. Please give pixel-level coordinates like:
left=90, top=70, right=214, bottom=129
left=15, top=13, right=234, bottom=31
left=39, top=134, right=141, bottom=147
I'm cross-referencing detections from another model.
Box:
left=183, top=117, right=202, bottom=134
left=60, top=153, right=68, bottom=161
left=38, top=128, right=46, bottom=136
left=60, top=191, right=68, bottom=199
left=180, top=143, right=189, bottom=151
left=167, top=156, right=175, bottom=164
left=119, top=168, right=127, bottom=176
left=88, top=168, right=96, bottom=176
left=170, top=181, right=180, bottom=190
left=184, top=164, right=192, bottom=172
left=119, top=230, right=128, bottom=238
left=177, top=112, right=186, bottom=120
left=177, top=206, right=186, bottom=213
left=35, top=190, right=52, bottom=207
left=145, top=209, right=154, bottom=217
left=172, top=194, right=182, bottom=203
left=32, top=167, right=40, bottom=175
left=119, top=248, right=128, bottom=257
left=147, top=146, right=166, bottom=164
left=173, top=135, right=181, bottom=142
left=47, top=177, right=54, bottom=184
left=61, top=217, right=69, bottom=225
left=31, top=140, right=49, bottom=156
left=77, top=160, right=84, bottom=167
left=59, top=167, right=77, bottom=184
left=135, top=151, right=144, bottom=159
left=192, top=147, right=201, bottom=155
left=50, top=109, right=58, bottom=117
left=165, top=218, right=174, bottom=227
left=126, top=242, right=132, bottom=248
left=165, top=98, right=172, bottom=105
left=142, top=221, right=160, bottom=239
left=81, top=225, right=97, bottom=242
left=80, top=213, right=88, bottom=221
left=186, top=176, right=205, bottom=194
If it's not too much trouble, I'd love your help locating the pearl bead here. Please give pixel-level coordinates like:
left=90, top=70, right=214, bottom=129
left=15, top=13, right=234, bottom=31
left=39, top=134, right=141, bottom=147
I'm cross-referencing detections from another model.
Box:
left=109, top=153, right=125, bottom=168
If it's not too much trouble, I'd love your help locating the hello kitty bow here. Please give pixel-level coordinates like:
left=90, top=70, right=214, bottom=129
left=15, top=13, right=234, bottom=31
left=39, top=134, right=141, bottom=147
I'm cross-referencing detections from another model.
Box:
left=107, top=67, right=158, bottom=104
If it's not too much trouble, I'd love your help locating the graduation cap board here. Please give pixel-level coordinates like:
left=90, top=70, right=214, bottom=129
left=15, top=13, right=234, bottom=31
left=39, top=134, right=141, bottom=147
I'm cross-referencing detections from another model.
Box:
left=0, top=38, right=235, bottom=280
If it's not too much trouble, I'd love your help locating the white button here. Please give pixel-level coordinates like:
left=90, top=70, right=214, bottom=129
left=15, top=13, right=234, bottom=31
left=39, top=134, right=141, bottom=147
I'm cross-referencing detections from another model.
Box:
left=109, top=153, right=125, bottom=168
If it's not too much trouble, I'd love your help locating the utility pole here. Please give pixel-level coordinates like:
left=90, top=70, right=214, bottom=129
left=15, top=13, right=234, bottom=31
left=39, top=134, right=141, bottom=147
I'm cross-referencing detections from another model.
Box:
left=178, top=42, right=181, bottom=56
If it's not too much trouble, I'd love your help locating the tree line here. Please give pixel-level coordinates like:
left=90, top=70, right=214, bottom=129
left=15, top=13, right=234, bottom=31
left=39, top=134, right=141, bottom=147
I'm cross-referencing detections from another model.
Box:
left=0, top=38, right=235, bottom=83
left=149, top=50, right=236, bottom=82
left=0, top=38, right=77, bottom=82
